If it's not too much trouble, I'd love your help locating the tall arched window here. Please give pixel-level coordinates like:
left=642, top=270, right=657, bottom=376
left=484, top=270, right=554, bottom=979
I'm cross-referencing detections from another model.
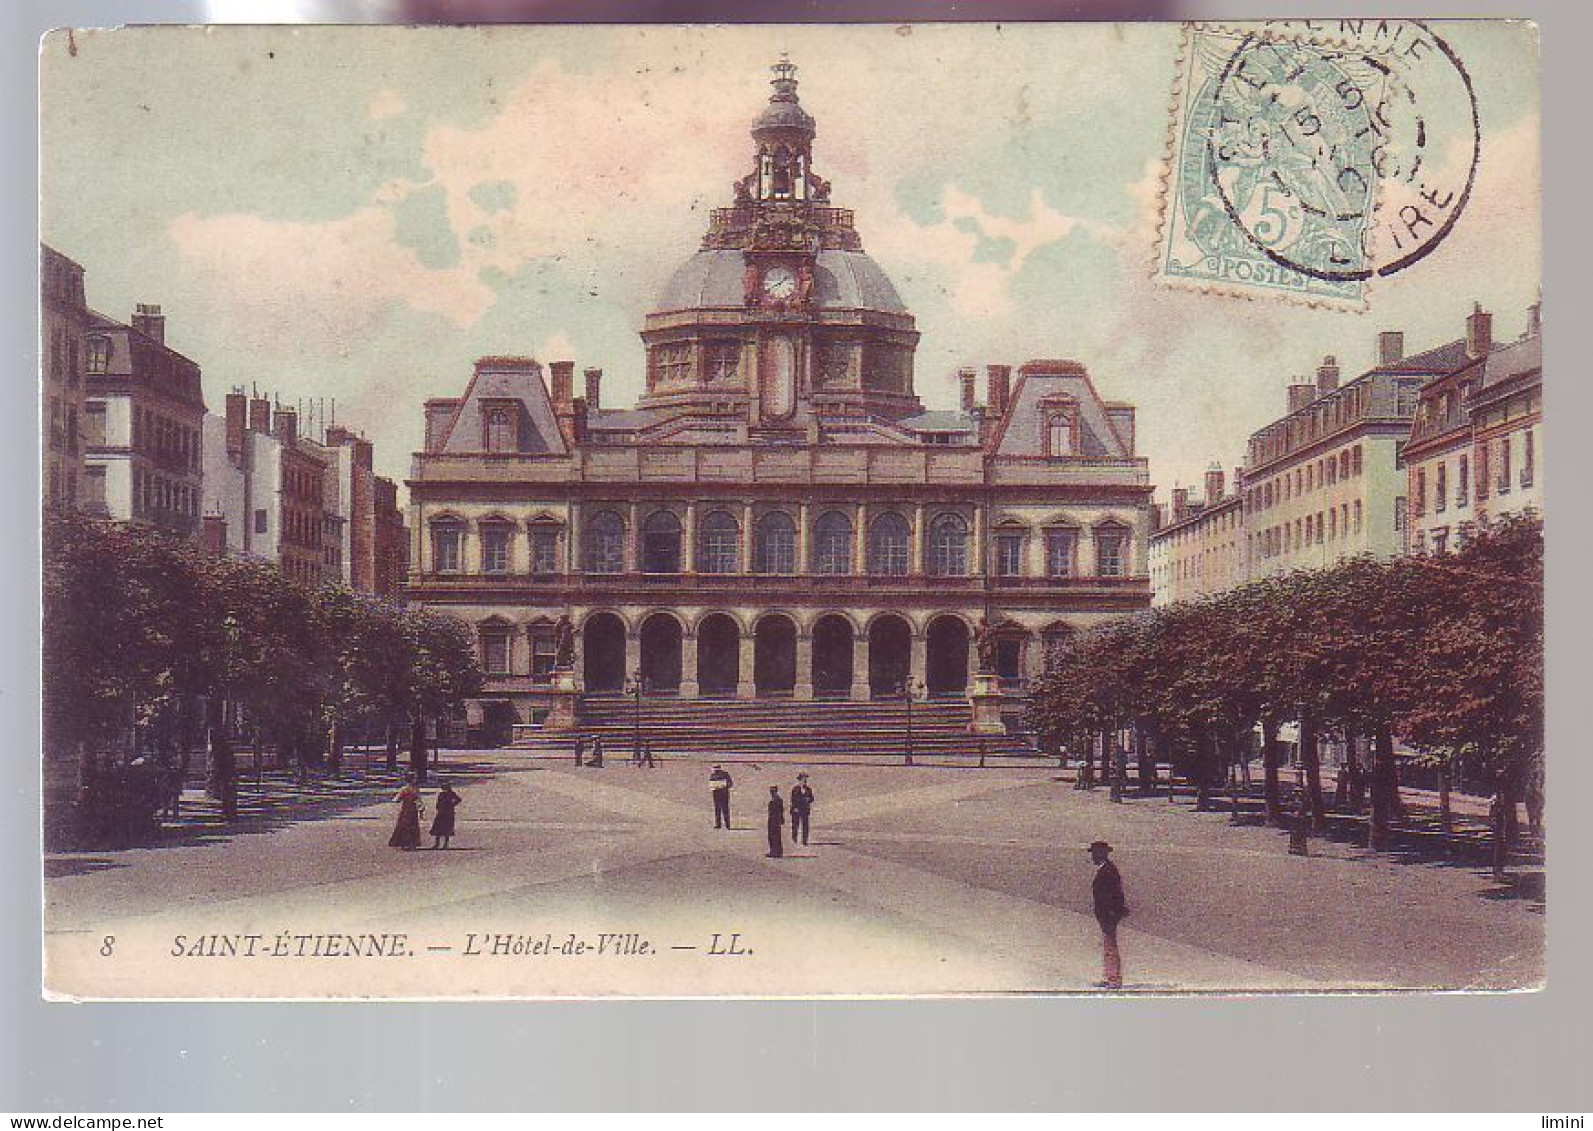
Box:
left=813, top=511, right=853, bottom=575
left=484, top=407, right=517, bottom=453
left=584, top=510, right=625, bottom=574
left=642, top=510, right=683, bottom=574
left=927, top=512, right=968, bottom=576
left=697, top=510, right=741, bottom=574
left=753, top=511, right=797, bottom=574
left=869, top=512, right=911, bottom=576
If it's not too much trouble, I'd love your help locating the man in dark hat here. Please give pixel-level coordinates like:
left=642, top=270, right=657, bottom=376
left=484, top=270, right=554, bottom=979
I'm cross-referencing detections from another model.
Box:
left=709, top=764, right=734, bottom=829
left=790, top=772, right=814, bottom=847
left=766, top=785, right=786, bottom=858
left=1088, top=840, right=1128, bottom=989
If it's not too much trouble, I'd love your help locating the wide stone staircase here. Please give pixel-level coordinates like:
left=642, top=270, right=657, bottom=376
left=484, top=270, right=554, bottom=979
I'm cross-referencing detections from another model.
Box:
left=509, top=696, right=1040, bottom=763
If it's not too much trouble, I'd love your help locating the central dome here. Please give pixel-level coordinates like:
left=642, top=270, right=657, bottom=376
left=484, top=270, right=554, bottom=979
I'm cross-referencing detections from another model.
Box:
left=656, top=248, right=908, bottom=315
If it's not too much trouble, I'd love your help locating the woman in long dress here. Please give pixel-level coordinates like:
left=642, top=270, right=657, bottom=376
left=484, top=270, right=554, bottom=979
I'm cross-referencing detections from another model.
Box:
left=429, top=781, right=462, bottom=850
left=389, top=774, right=423, bottom=850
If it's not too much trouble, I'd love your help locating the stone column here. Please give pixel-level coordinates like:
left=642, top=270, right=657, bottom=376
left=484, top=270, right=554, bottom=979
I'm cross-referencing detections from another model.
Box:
left=971, top=504, right=985, bottom=576
left=626, top=501, right=640, bottom=573
left=851, top=629, right=871, bottom=700
left=680, top=627, right=700, bottom=698
left=741, top=501, right=755, bottom=573
left=910, top=627, right=928, bottom=693
left=624, top=629, right=641, bottom=689
left=567, top=500, right=582, bottom=574
left=684, top=500, right=698, bottom=574
left=797, top=502, right=811, bottom=574
left=1077, top=525, right=1097, bottom=578
left=854, top=502, right=869, bottom=574
left=794, top=630, right=814, bottom=700
left=911, top=502, right=926, bottom=575
left=737, top=632, right=757, bottom=699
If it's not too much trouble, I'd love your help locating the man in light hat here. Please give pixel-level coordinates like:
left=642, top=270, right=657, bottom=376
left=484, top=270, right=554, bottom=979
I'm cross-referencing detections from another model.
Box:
left=1088, top=840, right=1128, bottom=989
left=790, top=772, right=815, bottom=847
left=709, top=764, right=734, bottom=829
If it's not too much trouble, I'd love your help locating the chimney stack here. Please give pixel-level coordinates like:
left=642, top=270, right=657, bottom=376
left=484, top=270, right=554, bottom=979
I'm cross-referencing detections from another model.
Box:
left=225, top=392, right=248, bottom=458
left=986, top=364, right=1012, bottom=418
left=1204, top=465, right=1225, bottom=505
left=249, top=395, right=272, bottom=435
left=1526, top=300, right=1542, bottom=338
left=274, top=406, right=298, bottom=445
left=550, top=361, right=575, bottom=410
left=353, top=437, right=374, bottom=471
left=958, top=367, right=978, bottom=413
left=1466, top=302, right=1493, bottom=359
left=1171, top=487, right=1190, bottom=522
left=571, top=397, right=589, bottom=442
left=1287, top=382, right=1317, bottom=414
left=132, top=303, right=165, bottom=346
left=1316, top=354, right=1340, bottom=394
left=324, top=424, right=352, bottom=449
left=583, top=367, right=603, bottom=414
left=1377, top=330, right=1405, bottom=367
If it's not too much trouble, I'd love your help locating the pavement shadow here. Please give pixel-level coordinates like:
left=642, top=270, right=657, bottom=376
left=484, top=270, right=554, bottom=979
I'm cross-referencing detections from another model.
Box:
left=1479, top=871, right=1546, bottom=909
left=44, top=857, right=124, bottom=879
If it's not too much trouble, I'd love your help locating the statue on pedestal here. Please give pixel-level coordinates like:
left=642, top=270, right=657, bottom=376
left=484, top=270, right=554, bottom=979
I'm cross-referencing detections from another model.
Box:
left=553, top=614, right=575, bottom=672
left=974, top=617, right=999, bottom=675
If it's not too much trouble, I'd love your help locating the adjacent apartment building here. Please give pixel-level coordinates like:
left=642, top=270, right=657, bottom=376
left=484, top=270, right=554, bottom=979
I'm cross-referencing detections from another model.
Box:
left=42, top=244, right=90, bottom=511
left=1147, top=466, right=1244, bottom=607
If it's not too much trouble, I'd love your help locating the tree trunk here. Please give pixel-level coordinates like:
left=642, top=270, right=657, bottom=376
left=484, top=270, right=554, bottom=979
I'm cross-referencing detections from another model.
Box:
left=1107, top=729, right=1124, bottom=803
left=385, top=723, right=400, bottom=771
left=1298, top=709, right=1327, bottom=833
left=327, top=718, right=343, bottom=778
left=1225, top=733, right=1243, bottom=824
left=1490, top=778, right=1513, bottom=882
left=1134, top=723, right=1157, bottom=795
left=1438, top=758, right=1453, bottom=835
left=409, top=716, right=429, bottom=784
left=1261, top=717, right=1284, bottom=827
left=205, top=697, right=237, bottom=820
left=1368, top=725, right=1399, bottom=851
left=1194, top=733, right=1214, bottom=811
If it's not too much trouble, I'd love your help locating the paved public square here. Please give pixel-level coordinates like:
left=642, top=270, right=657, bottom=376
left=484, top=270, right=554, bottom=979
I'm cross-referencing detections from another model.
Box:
left=43, top=752, right=1544, bottom=998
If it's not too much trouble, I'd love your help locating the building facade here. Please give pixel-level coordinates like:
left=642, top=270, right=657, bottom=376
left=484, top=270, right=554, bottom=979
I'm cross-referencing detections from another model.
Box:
left=82, top=303, right=206, bottom=537
left=1403, top=306, right=1541, bottom=555
left=407, top=62, right=1154, bottom=725
left=1148, top=466, right=1244, bottom=606
left=42, top=244, right=90, bottom=511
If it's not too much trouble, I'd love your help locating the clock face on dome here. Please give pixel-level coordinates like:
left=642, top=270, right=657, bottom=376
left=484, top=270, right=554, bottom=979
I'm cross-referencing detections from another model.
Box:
left=762, top=265, right=797, bottom=299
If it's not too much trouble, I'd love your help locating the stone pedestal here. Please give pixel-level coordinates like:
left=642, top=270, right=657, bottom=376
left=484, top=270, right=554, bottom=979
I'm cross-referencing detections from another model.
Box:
left=967, top=672, right=1006, bottom=735
left=545, top=669, right=581, bottom=732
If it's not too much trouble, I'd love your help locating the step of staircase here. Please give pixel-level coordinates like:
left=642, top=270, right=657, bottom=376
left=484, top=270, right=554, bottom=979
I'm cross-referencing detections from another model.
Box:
left=509, top=696, right=1037, bottom=761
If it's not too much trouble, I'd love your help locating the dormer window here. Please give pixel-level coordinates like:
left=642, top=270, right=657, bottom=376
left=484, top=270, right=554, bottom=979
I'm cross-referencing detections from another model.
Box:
left=482, top=402, right=520, bottom=453
left=1040, top=397, right=1078, bottom=457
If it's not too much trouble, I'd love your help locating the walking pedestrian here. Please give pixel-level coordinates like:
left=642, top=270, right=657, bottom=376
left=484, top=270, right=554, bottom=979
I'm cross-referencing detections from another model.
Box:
left=430, top=779, right=462, bottom=850
left=588, top=736, right=604, bottom=768
left=1087, top=840, right=1128, bottom=989
left=641, top=740, right=657, bottom=768
left=573, top=736, right=585, bottom=767
left=790, top=772, right=814, bottom=847
left=709, top=764, right=733, bottom=829
left=389, top=773, right=424, bottom=851
left=766, top=785, right=785, bottom=858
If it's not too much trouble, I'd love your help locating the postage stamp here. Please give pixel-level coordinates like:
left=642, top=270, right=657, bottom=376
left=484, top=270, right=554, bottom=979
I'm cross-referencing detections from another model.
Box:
left=1158, top=20, right=1480, bottom=308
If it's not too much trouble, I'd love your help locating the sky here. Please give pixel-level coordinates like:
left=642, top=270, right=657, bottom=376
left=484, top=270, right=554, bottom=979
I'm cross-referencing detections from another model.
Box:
left=39, top=22, right=1540, bottom=501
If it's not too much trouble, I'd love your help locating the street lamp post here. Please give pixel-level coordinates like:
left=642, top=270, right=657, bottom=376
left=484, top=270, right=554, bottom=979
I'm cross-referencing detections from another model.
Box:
left=628, top=668, right=643, bottom=762
left=903, top=677, right=924, bottom=766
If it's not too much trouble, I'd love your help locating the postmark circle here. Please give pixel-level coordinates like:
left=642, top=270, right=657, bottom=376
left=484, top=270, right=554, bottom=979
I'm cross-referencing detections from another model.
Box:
left=1204, top=22, right=1479, bottom=283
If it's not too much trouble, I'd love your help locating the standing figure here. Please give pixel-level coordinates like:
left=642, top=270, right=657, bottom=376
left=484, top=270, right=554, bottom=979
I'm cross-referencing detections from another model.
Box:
left=588, top=737, right=604, bottom=768
left=766, top=786, right=786, bottom=858
left=573, top=736, right=585, bottom=767
left=430, top=780, right=462, bottom=850
left=389, top=774, right=424, bottom=851
left=641, top=741, right=657, bottom=769
left=709, top=764, right=734, bottom=829
left=1087, top=840, right=1128, bottom=989
left=790, top=772, right=814, bottom=847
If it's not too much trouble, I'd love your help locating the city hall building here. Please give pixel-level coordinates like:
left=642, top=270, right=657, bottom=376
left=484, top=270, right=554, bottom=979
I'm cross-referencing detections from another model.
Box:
left=406, top=62, right=1153, bottom=738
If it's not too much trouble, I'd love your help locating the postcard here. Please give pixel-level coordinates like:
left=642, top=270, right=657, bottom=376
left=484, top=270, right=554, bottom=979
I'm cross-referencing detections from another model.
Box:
left=39, top=21, right=1542, bottom=998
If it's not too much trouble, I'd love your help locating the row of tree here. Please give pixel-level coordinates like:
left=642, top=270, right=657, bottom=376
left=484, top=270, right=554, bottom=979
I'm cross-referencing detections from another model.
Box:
left=43, top=512, right=483, bottom=824
left=1027, top=514, right=1544, bottom=860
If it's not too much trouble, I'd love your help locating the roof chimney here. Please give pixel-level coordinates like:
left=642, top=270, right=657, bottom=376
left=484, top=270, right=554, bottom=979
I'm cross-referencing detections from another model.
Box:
left=986, top=364, right=1012, bottom=418
left=353, top=437, right=373, bottom=471
left=583, top=367, right=603, bottom=414
left=1378, top=330, right=1405, bottom=367
left=132, top=303, right=165, bottom=346
left=274, top=406, right=298, bottom=445
left=1204, top=465, right=1225, bottom=505
left=550, top=361, right=575, bottom=410
left=1171, top=487, right=1190, bottom=522
left=324, top=424, right=352, bottom=449
left=571, top=397, right=589, bottom=442
left=225, top=392, right=248, bottom=458
left=1466, top=302, right=1492, bottom=359
left=249, top=396, right=271, bottom=435
left=1316, top=354, right=1340, bottom=394
left=1526, top=300, right=1542, bottom=339
left=1287, top=382, right=1317, bottom=414
left=958, top=367, right=978, bottom=413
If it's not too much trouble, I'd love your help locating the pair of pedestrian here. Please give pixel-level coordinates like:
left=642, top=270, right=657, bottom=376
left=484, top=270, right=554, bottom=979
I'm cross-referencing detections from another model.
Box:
left=765, top=774, right=816, bottom=858
left=389, top=774, right=463, bottom=851
left=634, top=741, right=657, bottom=768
